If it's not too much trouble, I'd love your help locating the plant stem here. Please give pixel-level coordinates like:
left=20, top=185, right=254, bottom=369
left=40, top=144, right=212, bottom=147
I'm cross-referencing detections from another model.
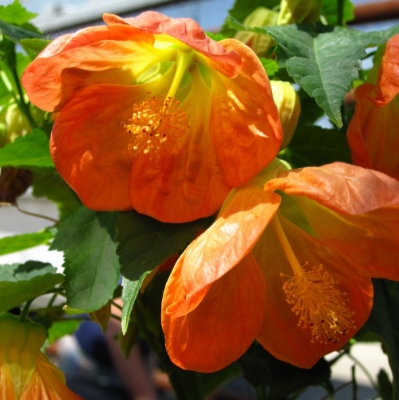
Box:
left=20, top=299, right=34, bottom=322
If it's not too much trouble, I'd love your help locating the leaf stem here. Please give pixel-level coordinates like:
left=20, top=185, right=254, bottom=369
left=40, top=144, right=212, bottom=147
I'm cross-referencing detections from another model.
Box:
left=20, top=299, right=34, bottom=322
left=15, top=201, right=59, bottom=224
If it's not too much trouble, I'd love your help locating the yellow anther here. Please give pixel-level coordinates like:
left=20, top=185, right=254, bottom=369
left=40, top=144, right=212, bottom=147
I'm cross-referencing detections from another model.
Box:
left=281, top=264, right=356, bottom=344
left=121, top=94, right=188, bottom=157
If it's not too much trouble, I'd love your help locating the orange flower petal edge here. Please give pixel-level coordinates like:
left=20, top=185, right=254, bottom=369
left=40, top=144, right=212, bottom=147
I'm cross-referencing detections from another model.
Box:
left=23, top=11, right=282, bottom=222
left=162, top=161, right=399, bottom=370
left=162, top=253, right=266, bottom=372
left=374, top=34, right=399, bottom=105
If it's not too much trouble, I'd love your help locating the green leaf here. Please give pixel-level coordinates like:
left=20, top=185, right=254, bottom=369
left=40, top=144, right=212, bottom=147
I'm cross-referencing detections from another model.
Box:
left=321, top=0, right=355, bottom=26
left=278, top=125, right=351, bottom=168
left=206, top=32, right=226, bottom=42
left=0, top=261, right=63, bottom=312
left=20, top=38, right=51, bottom=59
left=32, top=169, right=81, bottom=220
left=260, top=58, right=279, bottom=76
left=50, top=207, right=120, bottom=312
left=47, top=319, right=81, bottom=344
left=0, top=0, right=37, bottom=25
left=363, top=279, right=399, bottom=399
left=116, top=210, right=213, bottom=332
left=121, top=275, right=151, bottom=334
left=239, top=342, right=331, bottom=399
left=378, top=369, right=394, bottom=400
left=0, top=20, right=44, bottom=42
left=263, top=24, right=399, bottom=127
left=0, top=229, right=54, bottom=256
left=0, top=128, right=54, bottom=168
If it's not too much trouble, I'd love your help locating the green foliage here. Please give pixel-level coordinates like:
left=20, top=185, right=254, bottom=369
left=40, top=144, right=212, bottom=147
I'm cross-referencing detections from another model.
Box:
left=0, top=0, right=37, bottom=25
left=116, top=210, right=213, bottom=332
left=0, top=229, right=53, bottom=255
left=32, top=170, right=81, bottom=220
left=378, top=369, right=394, bottom=400
left=50, top=206, right=120, bottom=312
left=261, top=58, right=279, bottom=76
left=220, top=0, right=281, bottom=36
left=279, top=125, right=351, bottom=168
left=264, top=24, right=399, bottom=127
left=0, top=261, right=63, bottom=312
left=321, top=0, right=355, bottom=25
left=239, top=342, right=332, bottom=399
left=20, top=38, right=51, bottom=59
left=0, top=128, right=53, bottom=168
left=47, top=319, right=81, bottom=344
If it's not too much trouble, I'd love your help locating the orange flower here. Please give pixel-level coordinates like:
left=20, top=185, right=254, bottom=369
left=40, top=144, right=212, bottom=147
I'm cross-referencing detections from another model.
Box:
left=0, top=313, right=82, bottom=399
left=162, top=160, right=399, bottom=372
left=347, top=34, right=399, bottom=180
left=22, top=11, right=282, bottom=223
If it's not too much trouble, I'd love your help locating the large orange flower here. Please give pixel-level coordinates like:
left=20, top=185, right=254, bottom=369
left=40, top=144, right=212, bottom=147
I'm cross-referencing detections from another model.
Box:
left=22, top=12, right=282, bottom=223
left=162, top=160, right=399, bottom=372
left=347, top=34, right=399, bottom=180
left=0, top=313, right=82, bottom=400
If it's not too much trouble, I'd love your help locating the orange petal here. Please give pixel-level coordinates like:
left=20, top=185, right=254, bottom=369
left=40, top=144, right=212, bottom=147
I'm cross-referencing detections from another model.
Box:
left=265, top=162, right=399, bottom=214
left=129, top=65, right=230, bottom=222
left=22, top=23, right=167, bottom=112
left=292, top=195, right=399, bottom=280
left=21, top=352, right=82, bottom=399
left=162, top=253, right=266, bottom=372
left=253, top=217, right=374, bottom=368
left=103, top=12, right=242, bottom=77
left=177, top=186, right=280, bottom=296
left=50, top=70, right=175, bottom=211
left=347, top=83, right=399, bottom=180
left=375, top=34, right=399, bottom=105
left=209, top=39, right=283, bottom=187
left=0, top=363, right=17, bottom=400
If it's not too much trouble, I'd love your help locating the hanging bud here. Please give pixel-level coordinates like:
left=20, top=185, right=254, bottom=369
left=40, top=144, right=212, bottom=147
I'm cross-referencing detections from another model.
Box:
left=270, top=81, right=300, bottom=149
left=0, top=313, right=82, bottom=399
left=234, top=7, right=278, bottom=57
left=277, top=0, right=321, bottom=25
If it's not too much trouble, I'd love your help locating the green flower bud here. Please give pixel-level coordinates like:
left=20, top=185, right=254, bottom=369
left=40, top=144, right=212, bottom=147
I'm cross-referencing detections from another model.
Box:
left=270, top=80, right=301, bottom=149
left=278, top=0, right=321, bottom=25
left=234, top=7, right=278, bottom=57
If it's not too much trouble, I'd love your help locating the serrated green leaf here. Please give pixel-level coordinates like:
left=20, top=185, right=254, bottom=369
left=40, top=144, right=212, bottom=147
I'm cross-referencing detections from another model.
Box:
left=0, top=261, right=63, bottom=312
left=32, top=169, right=81, bottom=220
left=262, top=24, right=399, bottom=127
left=278, top=125, right=351, bottom=168
left=363, top=279, right=399, bottom=400
left=0, top=260, right=57, bottom=281
left=0, top=0, right=37, bottom=25
left=47, top=319, right=81, bottom=344
left=116, top=210, right=213, bottom=331
left=321, top=0, right=355, bottom=25
left=0, top=128, right=53, bottom=168
left=0, top=229, right=54, bottom=256
left=50, top=207, right=120, bottom=312
left=0, top=20, right=44, bottom=42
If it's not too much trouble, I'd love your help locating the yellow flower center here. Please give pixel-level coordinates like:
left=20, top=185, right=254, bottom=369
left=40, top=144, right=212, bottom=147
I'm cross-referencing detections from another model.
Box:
left=272, top=215, right=356, bottom=344
left=280, top=264, right=355, bottom=344
left=121, top=94, right=188, bottom=156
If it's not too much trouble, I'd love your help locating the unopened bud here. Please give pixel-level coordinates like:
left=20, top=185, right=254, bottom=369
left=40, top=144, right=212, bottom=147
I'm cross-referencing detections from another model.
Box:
left=270, top=81, right=300, bottom=149
left=278, top=0, right=321, bottom=25
left=234, top=7, right=278, bottom=57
